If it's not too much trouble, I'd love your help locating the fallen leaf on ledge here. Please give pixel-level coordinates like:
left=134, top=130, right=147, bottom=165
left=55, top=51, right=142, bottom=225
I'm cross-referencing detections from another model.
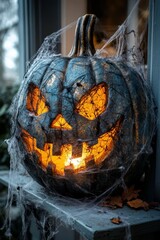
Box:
left=101, top=196, right=123, bottom=209
left=111, top=216, right=122, bottom=224
left=122, top=186, right=141, bottom=201
left=100, top=185, right=160, bottom=211
left=127, top=199, right=149, bottom=210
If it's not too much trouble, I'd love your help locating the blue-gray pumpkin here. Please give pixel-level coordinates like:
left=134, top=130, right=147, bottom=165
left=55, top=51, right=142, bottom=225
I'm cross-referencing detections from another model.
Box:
left=17, top=14, right=155, bottom=198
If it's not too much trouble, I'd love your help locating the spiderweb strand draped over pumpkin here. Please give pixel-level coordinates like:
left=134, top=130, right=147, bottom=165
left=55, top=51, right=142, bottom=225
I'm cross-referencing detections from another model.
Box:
left=5, top=0, right=156, bottom=239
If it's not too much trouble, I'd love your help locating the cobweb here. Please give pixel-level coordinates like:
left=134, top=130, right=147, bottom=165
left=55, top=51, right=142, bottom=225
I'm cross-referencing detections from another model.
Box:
left=4, top=0, right=156, bottom=239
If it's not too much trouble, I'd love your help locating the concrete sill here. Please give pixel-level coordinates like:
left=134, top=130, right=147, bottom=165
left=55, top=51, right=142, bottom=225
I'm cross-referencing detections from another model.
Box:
left=0, top=170, right=160, bottom=240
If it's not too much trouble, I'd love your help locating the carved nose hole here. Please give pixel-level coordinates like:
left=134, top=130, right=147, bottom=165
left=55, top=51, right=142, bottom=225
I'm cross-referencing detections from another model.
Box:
left=50, top=114, right=72, bottom=130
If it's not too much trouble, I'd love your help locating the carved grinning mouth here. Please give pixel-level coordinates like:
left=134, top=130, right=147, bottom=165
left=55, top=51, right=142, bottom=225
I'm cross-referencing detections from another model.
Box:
left=21, top=119, right=121, bottom=176
left=23, top=82, right=122, bottom=175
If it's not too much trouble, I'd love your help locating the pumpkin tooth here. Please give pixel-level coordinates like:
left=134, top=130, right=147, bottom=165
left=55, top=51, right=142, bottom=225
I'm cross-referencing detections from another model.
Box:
left=52, top=142, right=61, bottom=155
left=47, top=161, right=56, bottom=175
left=72, top=143, right=83, bottom=158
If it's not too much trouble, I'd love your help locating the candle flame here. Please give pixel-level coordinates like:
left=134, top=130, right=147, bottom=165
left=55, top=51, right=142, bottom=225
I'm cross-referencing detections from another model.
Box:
left=65, top=157, right=85, bottom=170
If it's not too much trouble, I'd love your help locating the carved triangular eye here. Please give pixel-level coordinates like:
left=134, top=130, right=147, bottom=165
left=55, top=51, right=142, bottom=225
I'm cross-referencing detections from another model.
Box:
left=75, top=83, right=108, bottom=120
left=50, top=114, right=72, bottom=130
left=26, top=83, right=49, bottom=116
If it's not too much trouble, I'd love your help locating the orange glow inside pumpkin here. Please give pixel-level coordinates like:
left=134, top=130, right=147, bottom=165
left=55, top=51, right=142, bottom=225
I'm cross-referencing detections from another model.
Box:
left=26, top=84, right=49, bottom=116
left=50, top=114, right=72, bottom=130
left=75, top=83, right=108, bottom=120
left=22, top=120, right=120, bottom=175
left=23, top=82, right=120, bottom=175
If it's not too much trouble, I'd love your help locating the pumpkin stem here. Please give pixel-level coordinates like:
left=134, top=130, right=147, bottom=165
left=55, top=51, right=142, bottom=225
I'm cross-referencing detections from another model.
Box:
left=68, top=14, right=96, bottom=57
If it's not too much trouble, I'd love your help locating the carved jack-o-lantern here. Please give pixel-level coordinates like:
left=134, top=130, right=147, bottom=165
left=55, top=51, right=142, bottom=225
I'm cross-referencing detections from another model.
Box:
left=17, top=15, right=155, bottom=197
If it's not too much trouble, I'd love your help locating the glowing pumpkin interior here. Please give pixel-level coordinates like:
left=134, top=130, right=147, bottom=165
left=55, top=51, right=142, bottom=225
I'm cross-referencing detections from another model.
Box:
left=22, top=83, right=121, bottom=175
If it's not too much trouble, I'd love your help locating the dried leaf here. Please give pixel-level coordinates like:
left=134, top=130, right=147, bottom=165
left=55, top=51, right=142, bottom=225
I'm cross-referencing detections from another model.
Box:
left=111, top=196, right=123, bottom=208
left=100, top=186, right=157, bottom=211
left=122, top=186, right=141, bottom=201
left=127, top=199, right=149, bottom=210
left=111, top=217, right=122, bottom=224
left=102, top=196, right=123, bottom=209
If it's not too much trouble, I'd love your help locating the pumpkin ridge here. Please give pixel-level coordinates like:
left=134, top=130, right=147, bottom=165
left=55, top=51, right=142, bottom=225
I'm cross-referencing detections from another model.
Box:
left=110, top=61, right=145, bottom=144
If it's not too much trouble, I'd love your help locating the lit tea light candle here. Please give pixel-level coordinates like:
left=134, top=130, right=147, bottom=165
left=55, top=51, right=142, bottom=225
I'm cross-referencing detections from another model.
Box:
left=65, top=157, right=85, bottom=170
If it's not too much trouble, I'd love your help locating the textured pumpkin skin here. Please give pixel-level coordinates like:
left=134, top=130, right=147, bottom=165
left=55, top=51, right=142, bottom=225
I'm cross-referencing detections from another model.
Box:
left=17, top=56, right=154, bottom=197
left=16, top=15, right=155, bottom=198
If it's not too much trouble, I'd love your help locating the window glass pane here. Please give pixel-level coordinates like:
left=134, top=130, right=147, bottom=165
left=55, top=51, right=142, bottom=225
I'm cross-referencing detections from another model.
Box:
left=87, top=0, right=148, bottom=63
left=0, top=0, right=19, bottom=167
left=0, top=0, right=19, bottom=87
